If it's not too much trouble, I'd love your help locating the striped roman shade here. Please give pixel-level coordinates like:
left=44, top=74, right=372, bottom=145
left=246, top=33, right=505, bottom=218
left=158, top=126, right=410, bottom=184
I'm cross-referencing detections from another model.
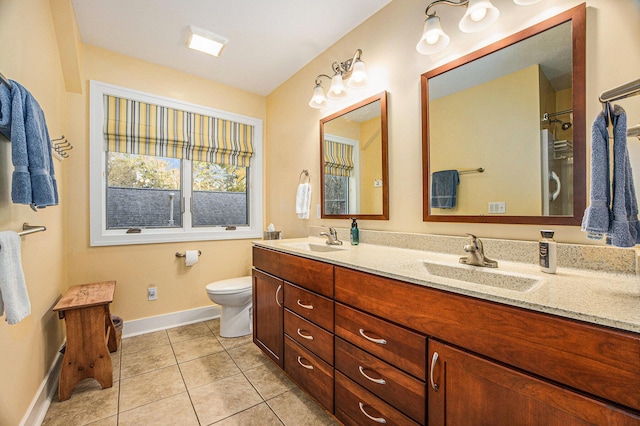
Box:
left=103, top=95, right=254, bottom=166
left=324, top=140, right=354, bottom=177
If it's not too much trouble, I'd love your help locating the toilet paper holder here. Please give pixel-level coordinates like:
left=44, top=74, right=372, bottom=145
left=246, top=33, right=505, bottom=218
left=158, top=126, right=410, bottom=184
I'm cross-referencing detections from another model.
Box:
left=175, top=250, right=202, bottom=258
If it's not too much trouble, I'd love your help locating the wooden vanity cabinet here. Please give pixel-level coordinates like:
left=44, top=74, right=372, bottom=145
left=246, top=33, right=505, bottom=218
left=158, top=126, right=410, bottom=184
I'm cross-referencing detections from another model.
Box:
left=253, top=247, right=335, bottom=413
left=253, top=246, right=640, bottom=424
left=252, top=269, right=284, bottom=368
left=428, top=339, right=640, bottom=426
left=335, top=266, right=640, bottom=422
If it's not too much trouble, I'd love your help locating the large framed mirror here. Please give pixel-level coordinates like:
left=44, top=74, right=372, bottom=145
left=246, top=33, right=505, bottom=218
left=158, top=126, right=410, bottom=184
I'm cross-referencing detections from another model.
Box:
left=321, top=91, right=389, bottom=220
left=421, top=4, right=585, bottom=225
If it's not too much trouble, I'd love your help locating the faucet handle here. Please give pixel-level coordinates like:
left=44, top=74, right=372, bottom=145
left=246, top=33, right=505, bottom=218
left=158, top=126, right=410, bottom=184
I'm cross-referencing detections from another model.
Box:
left=329, top=227, right=337, bottom=238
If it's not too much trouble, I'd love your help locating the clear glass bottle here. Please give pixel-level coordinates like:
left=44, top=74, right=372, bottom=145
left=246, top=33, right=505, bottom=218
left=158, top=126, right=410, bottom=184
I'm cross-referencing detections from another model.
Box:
left=539, top=230, right=557, bottom=274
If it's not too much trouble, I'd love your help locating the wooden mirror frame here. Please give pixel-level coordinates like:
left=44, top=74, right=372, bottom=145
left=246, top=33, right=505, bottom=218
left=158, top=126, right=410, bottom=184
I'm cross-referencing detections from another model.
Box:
left=320, top=91, right=389, bottom=220
left=421, top=4, right=586, bottom=225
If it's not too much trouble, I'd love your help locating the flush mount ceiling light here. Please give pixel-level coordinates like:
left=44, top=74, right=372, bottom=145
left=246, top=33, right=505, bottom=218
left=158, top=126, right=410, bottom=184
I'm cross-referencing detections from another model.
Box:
left=416, top=0, right=541, bottom=55
left=187, top=26, right=228, bottom=57
left=308, top=49, right=368, bottom=109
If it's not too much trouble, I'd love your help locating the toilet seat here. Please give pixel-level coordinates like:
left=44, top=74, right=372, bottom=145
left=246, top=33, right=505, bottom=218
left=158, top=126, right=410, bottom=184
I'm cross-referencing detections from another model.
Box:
left=206, top=276, right=252, bottom=295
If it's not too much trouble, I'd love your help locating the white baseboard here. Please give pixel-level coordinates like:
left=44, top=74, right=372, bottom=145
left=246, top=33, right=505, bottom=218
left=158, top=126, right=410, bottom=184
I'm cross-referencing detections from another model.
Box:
left=20, top=349, right=63, bottom=426
left=122, top=305, right=220, bottom=338
left=20, top=305, right=220, bottom=425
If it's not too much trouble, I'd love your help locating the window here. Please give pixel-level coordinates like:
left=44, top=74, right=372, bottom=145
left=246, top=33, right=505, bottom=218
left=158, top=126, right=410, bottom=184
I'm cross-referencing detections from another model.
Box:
left=323, top=135, right=359, bottom=215
left=90, top=81, right=262, bottom=246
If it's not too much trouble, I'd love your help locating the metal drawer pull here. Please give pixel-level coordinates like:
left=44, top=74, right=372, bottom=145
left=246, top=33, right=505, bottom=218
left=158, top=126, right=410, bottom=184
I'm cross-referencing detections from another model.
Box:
left=358, top=402, right=387, bottom=424
left=358, top=366, right=386, bottom=385
left=359, top=328, right=387, bottom=345
left=275, top=285, right=282, bottom=308
left=296, top=328, right=314, bottom=340
left=430, top=351, right=440, bottom=392
left=297, top=356, right=314, bottom=370
left=296, top=300, right=314, bottom=310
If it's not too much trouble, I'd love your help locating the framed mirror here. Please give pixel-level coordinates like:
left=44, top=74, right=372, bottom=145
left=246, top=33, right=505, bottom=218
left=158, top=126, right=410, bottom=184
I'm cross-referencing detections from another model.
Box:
left=321, top=91, right=389, bottom=220
left=421, top=4, right=585, bottom=225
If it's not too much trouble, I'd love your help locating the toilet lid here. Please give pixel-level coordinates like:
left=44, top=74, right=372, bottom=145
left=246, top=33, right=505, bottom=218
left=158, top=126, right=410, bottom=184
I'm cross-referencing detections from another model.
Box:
left=206, top=276, right=252, bottom=295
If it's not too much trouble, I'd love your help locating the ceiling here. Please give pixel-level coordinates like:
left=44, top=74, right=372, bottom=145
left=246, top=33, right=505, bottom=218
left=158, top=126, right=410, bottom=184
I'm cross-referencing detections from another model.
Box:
left=71, top=0, right=392, bottom=96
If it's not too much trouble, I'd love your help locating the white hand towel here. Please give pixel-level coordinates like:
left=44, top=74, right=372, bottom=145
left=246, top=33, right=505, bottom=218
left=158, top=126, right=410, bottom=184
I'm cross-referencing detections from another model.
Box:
left=0, top=231, right=31, bottom=324
left=296, top=183, right=311, bottom=219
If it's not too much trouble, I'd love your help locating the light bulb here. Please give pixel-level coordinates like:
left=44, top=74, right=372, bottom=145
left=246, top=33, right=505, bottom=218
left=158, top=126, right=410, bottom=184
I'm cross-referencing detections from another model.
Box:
left=416, top=15, right=450, bottom=55
left=347, top=60, right=368, bottom=89
left=470, top=7, right=487, bottom=22
left=426, top=33, right=440, bottom=45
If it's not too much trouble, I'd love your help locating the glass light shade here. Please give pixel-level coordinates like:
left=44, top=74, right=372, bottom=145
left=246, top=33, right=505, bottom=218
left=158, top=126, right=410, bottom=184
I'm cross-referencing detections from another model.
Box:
left=459, top=0, right=500, bottom=33
left=308, top=84, right=327, bottom=108
left=416, top=15, right=450, bottom=55
left=513, top=0, right=541, bottom=4
left=347, top=60, right=368, bottom=89
left=327, top=74, right=348, bottom=99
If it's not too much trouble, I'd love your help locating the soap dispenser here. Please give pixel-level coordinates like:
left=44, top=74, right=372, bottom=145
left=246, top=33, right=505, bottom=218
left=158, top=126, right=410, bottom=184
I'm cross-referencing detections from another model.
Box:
left=350, top=218, right=359, bottom=245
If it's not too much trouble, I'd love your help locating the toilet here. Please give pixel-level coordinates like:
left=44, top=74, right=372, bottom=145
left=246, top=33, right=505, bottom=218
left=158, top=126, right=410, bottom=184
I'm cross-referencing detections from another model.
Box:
left=205, top=276, right=253, bottom=338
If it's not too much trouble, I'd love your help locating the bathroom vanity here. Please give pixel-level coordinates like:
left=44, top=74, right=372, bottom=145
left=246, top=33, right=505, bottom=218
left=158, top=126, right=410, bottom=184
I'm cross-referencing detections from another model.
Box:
left=252, top=238, right=640, bottom=425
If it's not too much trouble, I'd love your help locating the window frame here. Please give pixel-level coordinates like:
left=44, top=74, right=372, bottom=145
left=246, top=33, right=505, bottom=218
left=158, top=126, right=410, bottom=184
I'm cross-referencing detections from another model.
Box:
left=90, top=80, right=263, bottom=246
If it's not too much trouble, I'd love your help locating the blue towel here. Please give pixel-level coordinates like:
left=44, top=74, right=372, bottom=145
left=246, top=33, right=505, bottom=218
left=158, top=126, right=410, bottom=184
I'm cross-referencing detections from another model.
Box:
left=431, top=170, right=459, bottom=209
left=0, top=231, right=31, bottom=325
left=581, top=111, right=611, bottom=239
left=0, top=80, right=58, bottom=208
left=607, top=105, right=640, bottom=247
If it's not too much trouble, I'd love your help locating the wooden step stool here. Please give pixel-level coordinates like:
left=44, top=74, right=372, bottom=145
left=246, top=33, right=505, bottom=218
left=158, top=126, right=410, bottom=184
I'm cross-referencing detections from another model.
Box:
left=53, top=281, right=118, bottom=401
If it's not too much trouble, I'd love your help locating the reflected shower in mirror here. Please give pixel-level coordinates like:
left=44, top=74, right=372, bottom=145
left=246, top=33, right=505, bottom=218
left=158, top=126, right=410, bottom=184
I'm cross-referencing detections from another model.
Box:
left=421, top=4, right=586, bottom=225
left=321, top=91, right=389, bottom=220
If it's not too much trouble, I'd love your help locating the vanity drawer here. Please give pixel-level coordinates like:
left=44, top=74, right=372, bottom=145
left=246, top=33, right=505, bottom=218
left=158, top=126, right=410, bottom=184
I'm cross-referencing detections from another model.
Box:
left=253, top=246, right=333, bottom=297
left=284, top=335, right=334, bottom=412
left=335, top=337, right=425, bottom=424
left=335, top=371, right=421, bottom=426
left=284, top=283, right=334, bottom=332
left=335, top=303, right=426, bottom=379
left=284, top=309, right=334, bottom=365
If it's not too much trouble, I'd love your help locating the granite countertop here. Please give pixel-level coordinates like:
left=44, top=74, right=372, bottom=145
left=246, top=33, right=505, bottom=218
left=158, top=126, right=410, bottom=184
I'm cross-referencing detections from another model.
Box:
left=254, top=237, right=640, bottom=334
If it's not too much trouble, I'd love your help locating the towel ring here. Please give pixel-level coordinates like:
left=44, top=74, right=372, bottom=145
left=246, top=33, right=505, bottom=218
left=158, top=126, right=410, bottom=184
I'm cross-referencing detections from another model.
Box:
left=299, top=170, right=310, bottom=184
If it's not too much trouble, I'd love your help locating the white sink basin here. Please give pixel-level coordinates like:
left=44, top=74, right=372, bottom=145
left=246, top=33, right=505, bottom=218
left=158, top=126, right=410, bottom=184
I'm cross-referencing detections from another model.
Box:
left=281, top=241, right=348, bottom=253
left=422, top=261, right=540, bottom=292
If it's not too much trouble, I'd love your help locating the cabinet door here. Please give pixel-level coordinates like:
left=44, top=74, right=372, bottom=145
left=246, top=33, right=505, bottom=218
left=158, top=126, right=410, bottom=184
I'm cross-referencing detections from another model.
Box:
left=428, top=340, right=640, bottom=426
left=252, top=269, right=284, bottom=368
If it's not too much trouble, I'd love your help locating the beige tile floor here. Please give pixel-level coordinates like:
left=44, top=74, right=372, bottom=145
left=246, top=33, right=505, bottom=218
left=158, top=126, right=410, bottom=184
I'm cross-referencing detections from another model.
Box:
left=43, top=319, right=338, bottom=425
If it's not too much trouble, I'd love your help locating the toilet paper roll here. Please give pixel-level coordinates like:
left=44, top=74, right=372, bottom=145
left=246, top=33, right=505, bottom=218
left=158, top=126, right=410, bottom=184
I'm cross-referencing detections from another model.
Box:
left=185, top=250, right=199, bottom=267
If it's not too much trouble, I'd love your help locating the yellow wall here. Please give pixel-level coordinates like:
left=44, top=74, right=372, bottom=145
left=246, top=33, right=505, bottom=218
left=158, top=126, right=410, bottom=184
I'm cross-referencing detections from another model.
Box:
left=360, top=117, right=383, bottom=213
left=0, top=0, right=68, bottom=424
left=430, top=65, right=542, bottom=216
left=266, top=0, right=640, bottom=244
left=3, top=0, right=640, bottom=422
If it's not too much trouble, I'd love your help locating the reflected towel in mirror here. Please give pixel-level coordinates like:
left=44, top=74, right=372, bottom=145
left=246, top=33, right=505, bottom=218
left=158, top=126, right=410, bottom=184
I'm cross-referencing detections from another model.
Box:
left=431, top=170, right=459, bottom=209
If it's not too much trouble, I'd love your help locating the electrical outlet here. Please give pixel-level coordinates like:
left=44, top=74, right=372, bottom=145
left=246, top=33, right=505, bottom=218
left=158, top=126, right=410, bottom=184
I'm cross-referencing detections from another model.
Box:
left=147, top=286, right=157, bottom=301
left=488, top=201, right=506, bottom=214
left=316, top=204, right=321, bottom=218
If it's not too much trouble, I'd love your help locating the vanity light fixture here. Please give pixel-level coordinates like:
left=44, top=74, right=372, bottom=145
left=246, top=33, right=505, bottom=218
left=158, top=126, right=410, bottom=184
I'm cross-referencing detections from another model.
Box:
left=308, top=49, right=368, bottom=109
left=187, top=26, right=228, bottom=57
left=417, top=0, right=541, bottom=55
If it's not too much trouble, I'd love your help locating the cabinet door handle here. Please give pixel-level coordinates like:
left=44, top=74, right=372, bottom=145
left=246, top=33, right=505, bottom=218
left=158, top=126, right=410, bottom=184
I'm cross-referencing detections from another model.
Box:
left=296, top=300, right=314, bottom=310
left=358, top=365, right=386, bottom=385
left=430, top=351, right=440, bottom=392
left=358, top=402, right=387, bottom=424
left=275, top=285, right=282, bottom=308
left=359, top=328, right=387, bottom=345
left=296, top=328, right=314, bottom=340
left=297, top=356, right=314, bottom=370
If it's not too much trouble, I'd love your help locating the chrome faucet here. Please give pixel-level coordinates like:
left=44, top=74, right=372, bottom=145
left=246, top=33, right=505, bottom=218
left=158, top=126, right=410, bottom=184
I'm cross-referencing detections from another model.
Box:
left=459, top=233, right=498, bottom=268
left=320, top=227, right=343, bottom=245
